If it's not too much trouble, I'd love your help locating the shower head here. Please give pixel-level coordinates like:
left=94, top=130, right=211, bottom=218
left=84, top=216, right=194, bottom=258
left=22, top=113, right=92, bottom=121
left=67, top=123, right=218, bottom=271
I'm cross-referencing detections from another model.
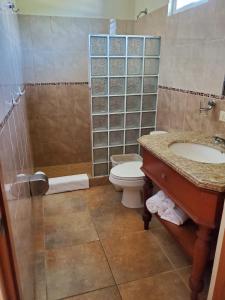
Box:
left=137, top=8, right=148, bottom=20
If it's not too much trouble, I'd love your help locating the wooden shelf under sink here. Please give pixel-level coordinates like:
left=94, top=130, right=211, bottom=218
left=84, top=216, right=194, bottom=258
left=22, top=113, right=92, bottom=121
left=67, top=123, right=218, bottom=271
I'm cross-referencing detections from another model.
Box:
left=155, top=214, right=197, bottom=259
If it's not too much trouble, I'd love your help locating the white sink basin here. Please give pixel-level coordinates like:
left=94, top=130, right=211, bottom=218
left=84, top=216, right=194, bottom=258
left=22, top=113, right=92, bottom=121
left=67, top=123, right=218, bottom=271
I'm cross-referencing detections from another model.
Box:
left=169, top=143, right=225, bottom=164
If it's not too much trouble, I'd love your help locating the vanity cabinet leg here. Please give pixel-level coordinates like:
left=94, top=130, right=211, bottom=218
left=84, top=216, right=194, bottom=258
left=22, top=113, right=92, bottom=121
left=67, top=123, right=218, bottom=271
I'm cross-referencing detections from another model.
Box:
left=142, top=176, right=153, bottom=230
left=189, top=226, right=212, bottom=300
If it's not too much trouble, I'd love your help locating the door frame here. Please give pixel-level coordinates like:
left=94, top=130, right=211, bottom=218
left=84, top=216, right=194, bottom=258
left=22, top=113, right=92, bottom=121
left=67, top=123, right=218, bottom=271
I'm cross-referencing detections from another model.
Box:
left=0, top=169, right=21, bottom=300
left=208, top=202, right=225, bottom=300
left=212, top=234, right=225, bottom=299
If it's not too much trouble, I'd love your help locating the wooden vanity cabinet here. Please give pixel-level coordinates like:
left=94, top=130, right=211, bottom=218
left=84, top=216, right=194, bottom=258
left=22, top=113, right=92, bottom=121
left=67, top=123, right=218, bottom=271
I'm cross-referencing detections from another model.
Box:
left=141, top=147, right=225, bottom=300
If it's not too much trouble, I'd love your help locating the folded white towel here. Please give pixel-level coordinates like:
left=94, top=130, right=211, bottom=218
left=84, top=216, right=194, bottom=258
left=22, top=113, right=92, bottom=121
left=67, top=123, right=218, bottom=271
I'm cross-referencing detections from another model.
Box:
left=146, top=190, right=166, bottom=213
left=160, top=207, right=188, bottom=226
left=158, top=197, right=175, bottom=217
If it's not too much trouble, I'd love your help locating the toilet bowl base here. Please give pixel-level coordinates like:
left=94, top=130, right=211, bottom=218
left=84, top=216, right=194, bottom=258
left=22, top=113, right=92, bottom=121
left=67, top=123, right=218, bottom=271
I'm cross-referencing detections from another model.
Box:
left=122, top=187, right=144, bottom=208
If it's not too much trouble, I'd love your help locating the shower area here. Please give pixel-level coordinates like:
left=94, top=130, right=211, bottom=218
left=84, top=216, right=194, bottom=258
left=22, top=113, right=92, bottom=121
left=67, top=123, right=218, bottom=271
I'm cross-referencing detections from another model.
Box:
left=22, top=16, right=161, bottom=179
left=90, top=34, right=160, bottom=176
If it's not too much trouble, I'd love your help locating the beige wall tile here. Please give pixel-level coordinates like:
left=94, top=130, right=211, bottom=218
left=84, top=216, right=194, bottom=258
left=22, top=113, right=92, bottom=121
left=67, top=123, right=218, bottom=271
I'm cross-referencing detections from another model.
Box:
left=134, top=0, right=225, bottom=95
left=26, top=84, right=92, bottom=167
left=18, top=15, right=135, bottom=83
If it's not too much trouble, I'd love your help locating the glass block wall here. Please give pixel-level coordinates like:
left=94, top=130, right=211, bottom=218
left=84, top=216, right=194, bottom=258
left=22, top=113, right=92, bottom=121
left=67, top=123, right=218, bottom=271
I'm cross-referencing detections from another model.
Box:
left=89, top=35, right=161, bottom=177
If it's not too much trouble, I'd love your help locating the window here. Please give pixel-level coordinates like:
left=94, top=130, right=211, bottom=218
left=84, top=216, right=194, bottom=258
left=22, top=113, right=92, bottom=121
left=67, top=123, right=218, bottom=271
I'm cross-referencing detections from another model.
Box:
left=168, top=0, right=208, bottom=15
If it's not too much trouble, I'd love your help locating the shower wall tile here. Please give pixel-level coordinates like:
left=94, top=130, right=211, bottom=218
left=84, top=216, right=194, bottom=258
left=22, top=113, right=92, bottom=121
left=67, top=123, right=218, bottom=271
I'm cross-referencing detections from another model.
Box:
left=109, top=58, right=126, bottom=76
left=127, top=58, right=143, bottom=75
left=125, top=129, right=139, bottom=144
left=127, top=77, right=142, bottom=94
left=109, top=78, right=125, bottom=95
left=26, top=84, right=92, bottom=167
left=18, top=15, right=135, bottom=83
left=144, top=58, right=160, bottom=75
left=126, top=113, right=140, bottom=128
left=92, top=78, right=108, bottom=96
left=90, top=36, right=107, bottom=56
left=127, top=37, right=144, bottom=56
left=93, top=115, right=108, bottom=131
left=109, top=146, right=123, bottom=157
left=142, top=94, right=157, bottom=111
left=93, top=132, right=108, bottom=147
left=92, top=97, right=108, bottom=114
left=145, top=38, right=161, bottom=56
left=91, top=58, right=108, bottom=76
left=93, top=148, right=108, bottom=163
left=142, top=112, right=156, bottom=127
left=94, top=163, right=108, bottom=176
left=143, top=77, right=158, bottom=93
left=109, top=96, right=125, bottom=112
left=125, top=145, right=139, bottom=154
left=110, top=114, right=124, bottom=130
left=109, top=37, right=126, bottom=56
left=109, top=131, right=124, bottom=146
left=126, top=95, right=141, bottom=112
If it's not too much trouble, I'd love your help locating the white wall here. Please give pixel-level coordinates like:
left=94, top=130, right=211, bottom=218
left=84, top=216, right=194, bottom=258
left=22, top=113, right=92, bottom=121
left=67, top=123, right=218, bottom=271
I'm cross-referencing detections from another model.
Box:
left=16, top=0, right=135, bottom=20
left=134, top=0, right=168, bottom=18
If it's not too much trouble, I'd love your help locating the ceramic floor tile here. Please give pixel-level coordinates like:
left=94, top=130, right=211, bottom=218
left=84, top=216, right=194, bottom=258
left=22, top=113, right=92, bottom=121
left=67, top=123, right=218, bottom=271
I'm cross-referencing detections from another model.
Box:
left=62, top=286, right=121, bottom=300
left=44, top=211, right=99, bottom=249
left=85, top=185, right=121, bottom=206
left=101, top=231, right=173, bottom=284
left=118, top=270, right=190, bottom=300
left=46, top=241, right=114, bottom=300
left=177, top=266, right=211, bottom=300
left=43, top=191, right=87, bottom=217
left=151, top=227, right=191, bottom=268
left=86, top=185, right=144, bottom=239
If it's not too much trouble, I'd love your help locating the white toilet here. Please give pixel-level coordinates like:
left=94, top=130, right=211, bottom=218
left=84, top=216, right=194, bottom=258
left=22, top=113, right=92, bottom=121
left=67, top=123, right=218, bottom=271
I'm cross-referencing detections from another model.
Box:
left=109, top=131, right=168, bottom=209
left=109, top=161, right=145, bottom=208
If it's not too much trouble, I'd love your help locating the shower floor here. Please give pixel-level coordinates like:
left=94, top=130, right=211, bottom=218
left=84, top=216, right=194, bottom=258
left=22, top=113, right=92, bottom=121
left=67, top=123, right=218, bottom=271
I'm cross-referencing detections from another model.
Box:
left=35, top=162, right=92, bottom=178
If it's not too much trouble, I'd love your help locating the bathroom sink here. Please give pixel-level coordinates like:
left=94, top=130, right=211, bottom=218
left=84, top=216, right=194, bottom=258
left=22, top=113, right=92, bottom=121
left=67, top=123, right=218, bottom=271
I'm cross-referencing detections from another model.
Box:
left=169, top=142, right=225, bottom=164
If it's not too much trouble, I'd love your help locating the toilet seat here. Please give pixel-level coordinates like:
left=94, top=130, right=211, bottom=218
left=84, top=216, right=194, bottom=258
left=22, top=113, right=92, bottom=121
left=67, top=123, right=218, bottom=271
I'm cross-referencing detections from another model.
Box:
left=110, top=161, right=144, bottom=181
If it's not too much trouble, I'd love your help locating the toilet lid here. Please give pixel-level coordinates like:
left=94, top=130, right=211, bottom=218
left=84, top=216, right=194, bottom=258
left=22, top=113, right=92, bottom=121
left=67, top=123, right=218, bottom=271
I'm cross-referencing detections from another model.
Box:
left=110, top=161, right=144, bottom=180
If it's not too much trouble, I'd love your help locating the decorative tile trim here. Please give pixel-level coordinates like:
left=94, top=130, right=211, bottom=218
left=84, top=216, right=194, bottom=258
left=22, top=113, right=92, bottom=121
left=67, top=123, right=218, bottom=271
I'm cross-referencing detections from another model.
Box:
left=0, top=104, right=15, bottom=132
left=26, top=82, right=89, bottom=87
left=158, top=85, right=225, bottom=100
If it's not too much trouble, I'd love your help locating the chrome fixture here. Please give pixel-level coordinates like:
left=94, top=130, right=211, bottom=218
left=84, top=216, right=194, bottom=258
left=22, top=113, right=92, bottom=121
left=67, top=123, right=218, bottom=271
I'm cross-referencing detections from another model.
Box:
left=137, top=8, right=148, bottom=20
left=213, top=135, right=225, bottom=147
left=0, top=1, right=20, bottom=13
left=8, top=1, right=19, bottom=12
left=200, top=100, right=216, bottom=112
left=12, top=87, right=25, bottom=105
left=29, top=172, right=49, bottom=196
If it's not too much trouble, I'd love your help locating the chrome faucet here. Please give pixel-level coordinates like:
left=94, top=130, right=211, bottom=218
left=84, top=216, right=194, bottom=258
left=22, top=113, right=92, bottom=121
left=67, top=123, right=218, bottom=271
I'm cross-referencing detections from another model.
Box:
left=200, top=100, right=216, bottom=112
left=213, top=135, right=225, bottom=146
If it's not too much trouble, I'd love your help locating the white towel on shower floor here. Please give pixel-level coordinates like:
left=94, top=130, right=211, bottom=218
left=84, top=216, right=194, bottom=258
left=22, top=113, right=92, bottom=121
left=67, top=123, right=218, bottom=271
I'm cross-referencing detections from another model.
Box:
left=146, top=190, right=167, bottom=213
left=160, top=206, right=188, bottom=226
left=46, top=174, right=89, bottom=195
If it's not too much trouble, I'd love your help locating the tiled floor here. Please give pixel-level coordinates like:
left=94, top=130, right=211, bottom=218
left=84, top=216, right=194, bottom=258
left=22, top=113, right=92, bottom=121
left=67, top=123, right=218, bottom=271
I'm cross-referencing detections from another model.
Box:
left=34, top=184, right=210, bottom=300
left=35, top=162, right=92, bottom=178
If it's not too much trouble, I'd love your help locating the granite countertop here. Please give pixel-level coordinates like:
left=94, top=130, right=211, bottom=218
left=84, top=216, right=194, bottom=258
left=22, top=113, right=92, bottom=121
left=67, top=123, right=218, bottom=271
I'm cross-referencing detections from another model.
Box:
left=138, top=131, right=225, bottom=192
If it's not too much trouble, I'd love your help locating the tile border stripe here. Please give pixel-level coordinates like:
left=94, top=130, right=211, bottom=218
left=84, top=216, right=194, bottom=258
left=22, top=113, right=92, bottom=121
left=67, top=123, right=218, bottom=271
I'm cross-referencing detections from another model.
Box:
left=26, top=82, right=89, bottom=87
left=0, top=104, right=14, bottom=132
left=158, top=85, right=225, bottom=100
